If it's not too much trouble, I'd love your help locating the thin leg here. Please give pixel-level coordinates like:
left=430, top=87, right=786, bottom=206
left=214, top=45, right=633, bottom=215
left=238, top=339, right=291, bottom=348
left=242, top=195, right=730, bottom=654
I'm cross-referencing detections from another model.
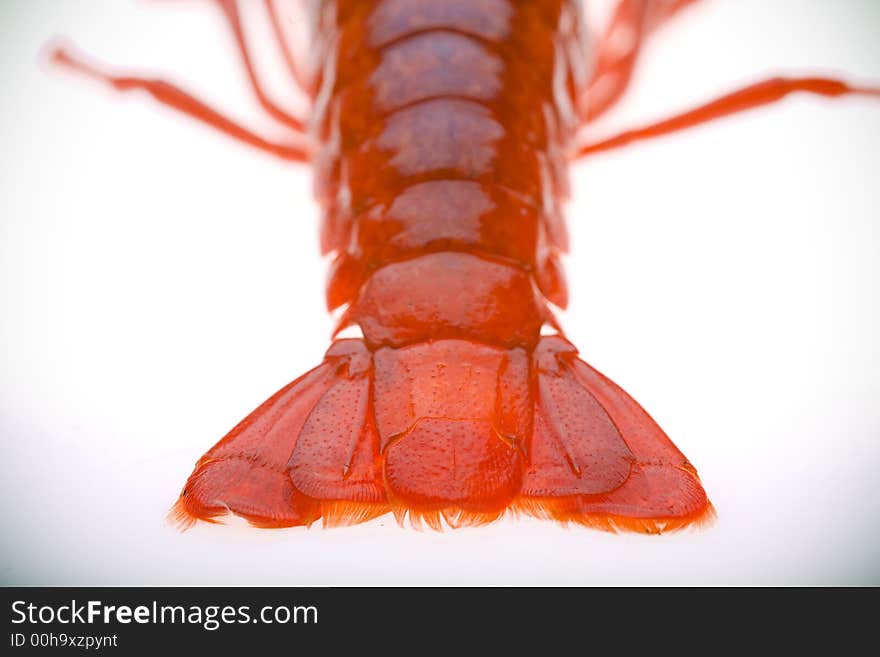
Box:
left=572, top=76, right=880, bottom=158
left=580, top=0, right=700, bottom=123
left=51, top=44, right=311, bottom=162
left=265, top=0, right=312, bottom=95
left=213, top=0, right=308, bottom=131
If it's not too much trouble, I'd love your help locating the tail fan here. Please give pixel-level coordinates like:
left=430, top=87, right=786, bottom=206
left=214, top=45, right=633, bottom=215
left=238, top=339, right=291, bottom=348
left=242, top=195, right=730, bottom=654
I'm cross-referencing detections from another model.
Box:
left=172, top=336, right=712, bottom=533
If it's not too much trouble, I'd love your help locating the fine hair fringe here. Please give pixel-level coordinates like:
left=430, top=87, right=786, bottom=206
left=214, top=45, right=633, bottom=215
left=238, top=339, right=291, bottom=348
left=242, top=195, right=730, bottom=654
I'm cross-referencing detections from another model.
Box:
left=511, top=497, right=717, bottom=535
left=169, top=493, right=716, bottom=535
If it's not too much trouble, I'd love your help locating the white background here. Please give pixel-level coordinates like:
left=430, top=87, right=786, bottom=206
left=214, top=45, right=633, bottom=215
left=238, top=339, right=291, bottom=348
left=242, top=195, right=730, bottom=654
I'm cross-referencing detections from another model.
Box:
left=1, top=0, right=878, bottom=585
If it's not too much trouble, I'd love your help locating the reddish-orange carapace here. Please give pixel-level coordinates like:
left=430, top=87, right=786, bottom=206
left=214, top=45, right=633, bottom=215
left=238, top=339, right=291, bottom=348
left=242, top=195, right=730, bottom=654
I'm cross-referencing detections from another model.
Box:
left=50, top=0, right=879, bottom=532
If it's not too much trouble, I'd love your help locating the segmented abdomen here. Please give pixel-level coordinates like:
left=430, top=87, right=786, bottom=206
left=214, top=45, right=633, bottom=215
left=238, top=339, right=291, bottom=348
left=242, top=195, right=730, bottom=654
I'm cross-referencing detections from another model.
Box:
left=311, top=0, right=589, bottom=347
left=172, top=0, right=715, bottom=530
